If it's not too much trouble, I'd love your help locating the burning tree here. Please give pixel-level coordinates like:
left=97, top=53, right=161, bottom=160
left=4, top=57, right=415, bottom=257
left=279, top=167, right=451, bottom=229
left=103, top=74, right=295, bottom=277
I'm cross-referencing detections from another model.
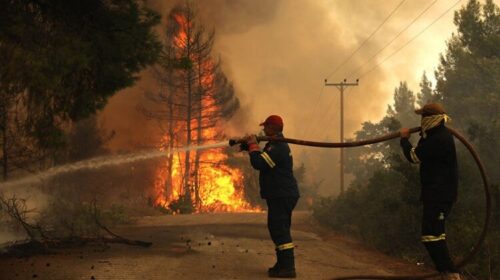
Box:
left=144, top=3, right=252, bottom=213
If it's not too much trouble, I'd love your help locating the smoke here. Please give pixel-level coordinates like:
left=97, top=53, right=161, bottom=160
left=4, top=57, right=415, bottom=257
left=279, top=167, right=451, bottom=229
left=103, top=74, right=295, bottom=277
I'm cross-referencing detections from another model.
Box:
left=100, top=0, right=459, bottom=195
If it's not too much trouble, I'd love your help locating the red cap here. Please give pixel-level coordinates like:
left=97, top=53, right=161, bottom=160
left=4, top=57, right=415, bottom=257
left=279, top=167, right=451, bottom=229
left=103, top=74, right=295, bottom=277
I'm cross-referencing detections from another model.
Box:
left=259, top=115, right=284, bottom=127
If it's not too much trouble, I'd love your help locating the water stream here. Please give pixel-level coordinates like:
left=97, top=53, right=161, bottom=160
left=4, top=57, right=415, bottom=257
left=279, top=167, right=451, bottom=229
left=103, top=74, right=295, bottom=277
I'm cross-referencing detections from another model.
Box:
left=0, top=141, right=229, bottom=190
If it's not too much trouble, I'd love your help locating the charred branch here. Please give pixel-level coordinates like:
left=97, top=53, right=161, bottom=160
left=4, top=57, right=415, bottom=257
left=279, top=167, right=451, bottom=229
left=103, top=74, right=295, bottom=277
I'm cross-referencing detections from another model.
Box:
left=0, top=195, right=153, bottom=257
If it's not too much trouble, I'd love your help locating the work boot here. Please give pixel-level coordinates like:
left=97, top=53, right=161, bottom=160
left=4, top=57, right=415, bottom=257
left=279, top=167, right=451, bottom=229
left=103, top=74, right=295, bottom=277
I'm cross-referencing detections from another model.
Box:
left=268, top=249, right=296, bottom=278
left=268, top=249, right=280, bottom=274
left=268, top=267, right=296, bottom=278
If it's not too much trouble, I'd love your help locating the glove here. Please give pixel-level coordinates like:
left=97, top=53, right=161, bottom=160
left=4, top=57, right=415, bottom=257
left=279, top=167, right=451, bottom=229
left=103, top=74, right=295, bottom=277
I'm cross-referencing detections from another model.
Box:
left=400, top=128, right=410, bottom=138
left=244, top=134, right=260, bottom=152
left=239, top=142, right=249, bottom=151
left=245, top=134, right=258, bottom=145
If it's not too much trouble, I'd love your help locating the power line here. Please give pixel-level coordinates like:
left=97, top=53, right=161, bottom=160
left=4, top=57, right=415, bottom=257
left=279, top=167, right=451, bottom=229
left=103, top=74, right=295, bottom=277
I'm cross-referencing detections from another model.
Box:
left=309, top=0, right=453, bottom=140
left=347, top=0, right=439, bottom=78
left=311, top=0, right=406, bottom=139
left=357, top=0, right=462, bottom=80
left=325, top=0, right=407, bottom=80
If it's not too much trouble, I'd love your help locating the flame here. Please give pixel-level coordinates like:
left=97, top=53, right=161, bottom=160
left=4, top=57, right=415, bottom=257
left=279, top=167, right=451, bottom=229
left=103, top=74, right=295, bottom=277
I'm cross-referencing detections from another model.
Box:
left=153, top=141, right=259, bottom=213
left=152, top=11, right=259, bottom=213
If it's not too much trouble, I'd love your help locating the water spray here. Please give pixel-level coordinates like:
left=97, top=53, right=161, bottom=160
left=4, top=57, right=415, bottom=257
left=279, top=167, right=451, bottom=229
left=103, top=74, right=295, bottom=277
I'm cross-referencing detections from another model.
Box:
left=0, top=141, right=229, bottom=190
left=231, top=126, right=491, bottom=280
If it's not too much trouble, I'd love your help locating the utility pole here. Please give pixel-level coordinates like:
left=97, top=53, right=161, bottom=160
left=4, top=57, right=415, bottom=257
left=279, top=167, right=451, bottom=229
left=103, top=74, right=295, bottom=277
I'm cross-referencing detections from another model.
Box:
left=324, top=78, right=359, bottom=194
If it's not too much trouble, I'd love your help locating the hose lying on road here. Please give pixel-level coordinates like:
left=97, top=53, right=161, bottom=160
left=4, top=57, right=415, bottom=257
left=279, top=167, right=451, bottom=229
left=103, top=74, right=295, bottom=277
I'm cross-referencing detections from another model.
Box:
left=254, top=126, right=491, bottom=280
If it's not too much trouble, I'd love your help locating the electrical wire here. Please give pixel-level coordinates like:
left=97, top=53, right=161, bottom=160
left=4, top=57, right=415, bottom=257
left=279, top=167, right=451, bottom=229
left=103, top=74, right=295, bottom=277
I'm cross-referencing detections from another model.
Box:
left=348, top=0, right=439, bottom=78
left=356, top=0, right=463, bottom=80
left=311, top=0, right=441, bottom=141
left=325, top=0, right=407, bottom=80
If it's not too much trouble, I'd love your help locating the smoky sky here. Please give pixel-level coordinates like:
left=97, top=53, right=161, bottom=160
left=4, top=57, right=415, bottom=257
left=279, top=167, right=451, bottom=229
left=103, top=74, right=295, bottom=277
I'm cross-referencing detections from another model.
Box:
left=100, top=0, right=462, bottom=195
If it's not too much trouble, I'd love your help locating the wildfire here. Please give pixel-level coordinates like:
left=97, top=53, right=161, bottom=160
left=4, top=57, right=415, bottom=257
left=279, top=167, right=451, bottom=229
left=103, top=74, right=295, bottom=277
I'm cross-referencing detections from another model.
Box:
left=153, top=143, right=259, bottom=213
left=152, top=10, right=259, bottom=213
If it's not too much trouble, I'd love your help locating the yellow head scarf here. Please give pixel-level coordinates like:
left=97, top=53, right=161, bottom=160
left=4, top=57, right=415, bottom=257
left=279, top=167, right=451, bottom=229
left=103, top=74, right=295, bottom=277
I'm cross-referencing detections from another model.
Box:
left=421, top=114, right=451, bottom=138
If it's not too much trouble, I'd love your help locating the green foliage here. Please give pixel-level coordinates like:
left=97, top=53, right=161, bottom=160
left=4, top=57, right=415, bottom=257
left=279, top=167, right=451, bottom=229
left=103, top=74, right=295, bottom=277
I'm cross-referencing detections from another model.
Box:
left=314, top=168, right=422, bottom=258
left=345, top=82, right=419, bottom=186
left=60, top=116, right=112, bottom=163
left=1, top=0, right=161, bottom=121
left=0, top=0, right=162, bottom=177
left=417, top=72, right=439, bottom=107
left=435, top=2, right=500, bottom=275
left=436, top=0, right=500, bottom=181
left=295, top=163, right=322, bottom=210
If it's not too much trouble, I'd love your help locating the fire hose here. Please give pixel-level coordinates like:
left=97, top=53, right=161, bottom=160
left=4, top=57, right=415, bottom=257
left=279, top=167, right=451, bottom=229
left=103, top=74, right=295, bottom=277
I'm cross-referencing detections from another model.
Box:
left=229, top=126, right=491, bottom=280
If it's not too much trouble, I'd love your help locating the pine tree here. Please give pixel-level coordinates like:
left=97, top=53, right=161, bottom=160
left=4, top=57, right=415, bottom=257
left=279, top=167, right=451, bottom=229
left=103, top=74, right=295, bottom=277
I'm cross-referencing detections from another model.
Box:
left=144, top=2, right=239, bottom=210
left=416, top=72, right=437, bottom=107
left=0, top=0, right=161, bottom=179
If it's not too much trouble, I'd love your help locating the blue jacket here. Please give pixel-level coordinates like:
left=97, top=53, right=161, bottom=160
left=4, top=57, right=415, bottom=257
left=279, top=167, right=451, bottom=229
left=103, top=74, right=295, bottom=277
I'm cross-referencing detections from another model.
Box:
left=249, top=134, right=300, bottom=199
left=400, top=123, right=458, bottom=203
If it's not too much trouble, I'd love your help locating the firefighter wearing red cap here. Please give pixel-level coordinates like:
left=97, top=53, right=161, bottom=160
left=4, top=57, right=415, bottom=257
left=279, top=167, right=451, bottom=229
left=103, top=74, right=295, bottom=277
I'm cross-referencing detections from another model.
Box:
left=243, top=115, right=299, bottom=278
left=400, top=103, right=461, bottom=280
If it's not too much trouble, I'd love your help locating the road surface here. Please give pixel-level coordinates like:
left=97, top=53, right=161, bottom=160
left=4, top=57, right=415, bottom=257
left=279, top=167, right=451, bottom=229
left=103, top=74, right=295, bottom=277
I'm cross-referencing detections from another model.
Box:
left=0, top=211, right=432, bottom=279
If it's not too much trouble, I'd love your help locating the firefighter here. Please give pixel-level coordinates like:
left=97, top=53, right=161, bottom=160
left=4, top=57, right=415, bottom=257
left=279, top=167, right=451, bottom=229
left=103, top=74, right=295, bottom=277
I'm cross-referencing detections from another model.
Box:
left=400, top=103, right=462, bottom=280
left=242, top=115, right=300, bottom=278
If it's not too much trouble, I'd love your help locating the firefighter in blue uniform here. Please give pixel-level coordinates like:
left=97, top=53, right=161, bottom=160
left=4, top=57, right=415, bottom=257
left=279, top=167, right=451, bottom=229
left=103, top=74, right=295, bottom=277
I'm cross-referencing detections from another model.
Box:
left=242, top=115, right=299, bottom=278
left=400, top=103, right=461, bottom=280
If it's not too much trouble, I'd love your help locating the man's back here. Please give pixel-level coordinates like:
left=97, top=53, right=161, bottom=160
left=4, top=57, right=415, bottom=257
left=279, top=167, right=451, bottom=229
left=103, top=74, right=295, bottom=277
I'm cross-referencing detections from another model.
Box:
left=400, top=123, right=458, bottom=203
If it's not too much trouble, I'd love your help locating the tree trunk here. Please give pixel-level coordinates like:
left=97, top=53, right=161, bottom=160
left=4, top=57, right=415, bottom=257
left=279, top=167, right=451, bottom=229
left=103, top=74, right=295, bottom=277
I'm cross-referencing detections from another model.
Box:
left=183, top=11, right=193, bottom=198
left=184, top=82, right=192, bottom=197
left=165, top=90, right=175, bottom=199
left=193, top=52, right=203, bottom=208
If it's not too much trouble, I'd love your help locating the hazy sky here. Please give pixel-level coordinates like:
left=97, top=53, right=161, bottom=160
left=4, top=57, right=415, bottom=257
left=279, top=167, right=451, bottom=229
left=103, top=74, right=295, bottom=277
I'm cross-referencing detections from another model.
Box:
left=100, top=0, right=488, bottom=195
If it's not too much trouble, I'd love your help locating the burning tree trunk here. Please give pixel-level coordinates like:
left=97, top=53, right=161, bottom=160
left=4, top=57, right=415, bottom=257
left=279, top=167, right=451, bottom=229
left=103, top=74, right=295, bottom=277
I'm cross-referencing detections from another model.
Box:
left=194, top=66, right=202, bottom=207
left=145, top=2, right=252, bottom=213
left=183, top=16, right=193, bottom=199
left=193, top=34, right=216, bottom=207
left=166, top=87, right=175, bottom=196
left=169, top=2, right=211, bottom=206
left=141, top=67, right=176, bottom=204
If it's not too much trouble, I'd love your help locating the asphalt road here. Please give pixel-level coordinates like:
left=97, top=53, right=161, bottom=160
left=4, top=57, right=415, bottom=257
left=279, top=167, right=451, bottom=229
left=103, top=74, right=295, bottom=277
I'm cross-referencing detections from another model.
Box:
left=0, top=211, right=431, bottom=280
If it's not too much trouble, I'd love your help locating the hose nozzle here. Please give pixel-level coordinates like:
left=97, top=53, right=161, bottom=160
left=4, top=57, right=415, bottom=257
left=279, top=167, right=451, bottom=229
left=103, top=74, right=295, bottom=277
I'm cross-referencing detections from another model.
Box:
left=229, top=136, right=265, bottom=147
left=228, top=138, right=244, bottom=146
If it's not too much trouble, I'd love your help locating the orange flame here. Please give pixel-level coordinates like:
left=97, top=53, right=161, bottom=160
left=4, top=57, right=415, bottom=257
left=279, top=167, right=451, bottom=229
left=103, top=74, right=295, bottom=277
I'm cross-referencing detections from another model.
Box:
left=153, top=141, right=259, bottom=213
left=152, top=11, right=259, bottom=213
